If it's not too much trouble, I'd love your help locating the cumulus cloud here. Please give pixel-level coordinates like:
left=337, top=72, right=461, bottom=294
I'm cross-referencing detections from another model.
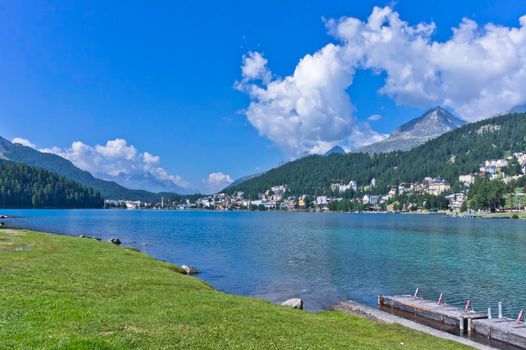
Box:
left=239, top=51, right=272, bottom=84
left=236, top=46, right=371, bottom=157
left=204, top=172, right=233, bottom=193
left=237, top=6, right=526, bottom=156
left=12, top=137, right=36, bottom=148
left=39, top=138, right=188, bottom=188
left=330, top=7, right=526, bottom=121
left=350, top=122, right=389, bottom=149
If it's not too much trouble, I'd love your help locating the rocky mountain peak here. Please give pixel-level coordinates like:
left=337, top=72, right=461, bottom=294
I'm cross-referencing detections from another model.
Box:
left=355, top=107, right=465, bottom=154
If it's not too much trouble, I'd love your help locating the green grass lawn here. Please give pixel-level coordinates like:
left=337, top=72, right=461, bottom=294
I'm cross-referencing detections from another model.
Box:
left=0, top=228, right=470, bottom=349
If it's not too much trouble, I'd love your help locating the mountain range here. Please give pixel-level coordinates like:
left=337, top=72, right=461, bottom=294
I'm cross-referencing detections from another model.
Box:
left=0, top=137, right=184, bottom=201
left=98, top=172, right=194, bottom=195
left=228, top=106, right=465, bottom=189
left=226, top=111, right=526, bottom=196
left=355, top=106, right=466, bottom=154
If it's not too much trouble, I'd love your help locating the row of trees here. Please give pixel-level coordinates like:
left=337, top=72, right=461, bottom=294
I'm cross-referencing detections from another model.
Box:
left=0, top=161, right=104, bottom=208
left=328, top=199, right=367, bottom=212
left=327, top=193, right=449, bottom=212
left=466, top=177, right=515, bottom=212
left=391, top=194, right=449, bottom=211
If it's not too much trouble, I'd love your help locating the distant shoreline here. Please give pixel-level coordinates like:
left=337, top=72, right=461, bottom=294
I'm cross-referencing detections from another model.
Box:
left=3, top=207, right=526, bottom=221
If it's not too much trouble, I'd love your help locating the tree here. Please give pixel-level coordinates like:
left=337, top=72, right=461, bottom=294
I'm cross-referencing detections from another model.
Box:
left=0, top=161, right=103, bottom=209
left=468, top=177, right=510, bottom=212
left=460, top=200, right=468, bottom=213
left=227, top=112, right=526, bottom=197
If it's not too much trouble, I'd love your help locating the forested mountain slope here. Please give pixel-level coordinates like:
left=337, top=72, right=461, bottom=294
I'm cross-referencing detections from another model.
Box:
left=0, top=161, right=103, bottom=208
left=0, top=137, right=176, bottom=201
left=227, top=113, right=526, bottom=196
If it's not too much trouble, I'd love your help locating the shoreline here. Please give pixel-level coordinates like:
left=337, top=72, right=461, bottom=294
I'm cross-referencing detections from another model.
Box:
left=328, top=301, right=490, bottom=350
left=40, top=225, right=490, bottom=349
left=6, top=206, right=526, bottom=221
left=0, top=226, right=471, bottom=349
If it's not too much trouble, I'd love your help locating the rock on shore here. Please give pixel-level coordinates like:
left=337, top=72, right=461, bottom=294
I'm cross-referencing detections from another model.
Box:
left=181, top=265, right=200, bottom=275
left=282, top=298, right=303, bottom=309
left=109, top=237, right=122, bottom=245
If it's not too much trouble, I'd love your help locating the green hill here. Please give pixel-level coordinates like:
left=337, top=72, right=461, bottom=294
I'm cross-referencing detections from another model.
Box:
left=0, top=161, right=103, bottom=208
left=0, top=137, right=176, bottom=202
left=227, top=113, right=526, bottom=196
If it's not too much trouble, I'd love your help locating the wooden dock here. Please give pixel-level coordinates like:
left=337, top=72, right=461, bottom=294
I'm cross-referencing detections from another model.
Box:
left=378, top=294, right=487, bottom=335
left=471, top=317, right=526, bottom=350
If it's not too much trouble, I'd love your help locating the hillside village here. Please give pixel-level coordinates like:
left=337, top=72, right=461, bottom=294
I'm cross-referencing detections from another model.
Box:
left=106, top=151, right=526, bottom=214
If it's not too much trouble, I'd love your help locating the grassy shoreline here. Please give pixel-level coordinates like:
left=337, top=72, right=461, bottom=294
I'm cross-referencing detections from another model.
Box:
left=0, top=228, right=470, bottom=349
left=449, top=211, right=526, bottom=219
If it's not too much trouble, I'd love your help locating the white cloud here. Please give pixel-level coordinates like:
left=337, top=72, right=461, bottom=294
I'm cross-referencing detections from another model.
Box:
left=95, top=138, right=137, bottom=160
left=204, top=172, right=233, bottom=193
left=39, top=138, right=188, bottom=188
left=350, top=122, right=389, bottom=149
left=368, top=114, right=382, bottom=121
left=142, top=152, right=160, bottom=165
left=236, top=45, right=365, bottom=158
left=239, top=51, right=271, bottom=84
left=237, top=7, right=526, bottom=156
left=12, top=137, right=36, bottom=148
left=329, top=7, right=526, bottom=121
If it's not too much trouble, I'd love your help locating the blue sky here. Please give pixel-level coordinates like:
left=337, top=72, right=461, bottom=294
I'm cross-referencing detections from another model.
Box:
left=2, top=1, right=526, bottom=193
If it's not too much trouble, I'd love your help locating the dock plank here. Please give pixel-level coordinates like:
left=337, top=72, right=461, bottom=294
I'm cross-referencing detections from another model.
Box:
left=472, top=318, right=526, bottom=349
left=379, top=294, right=486, bottom=336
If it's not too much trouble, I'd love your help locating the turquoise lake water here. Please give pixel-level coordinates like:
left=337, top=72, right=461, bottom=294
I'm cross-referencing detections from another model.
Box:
left=3, top=209, right=526, bottom=313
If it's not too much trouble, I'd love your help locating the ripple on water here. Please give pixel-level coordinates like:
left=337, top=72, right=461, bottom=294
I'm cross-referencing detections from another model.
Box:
left=3, top=209, right=526, bottom=312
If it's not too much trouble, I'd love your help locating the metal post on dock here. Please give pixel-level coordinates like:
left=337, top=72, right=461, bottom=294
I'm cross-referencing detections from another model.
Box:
left=498, top=302, right=503, bottom=319
left=413, top=288, right=419, bottom=298
left=467, top=318, right=473, bottom=334
left=516, top=309, right=523, bottom=325
left=464, top=299, right=471, bottom=312
left=488, top=307, right=492, bottom=319
left=437, top=293, right=443, bottom=305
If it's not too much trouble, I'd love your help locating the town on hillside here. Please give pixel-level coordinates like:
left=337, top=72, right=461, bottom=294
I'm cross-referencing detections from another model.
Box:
left=105, top=152, right=526, bottom=215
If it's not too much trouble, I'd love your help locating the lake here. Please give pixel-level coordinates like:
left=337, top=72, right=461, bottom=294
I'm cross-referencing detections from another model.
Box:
left=3, top=209, right=526, bottom=313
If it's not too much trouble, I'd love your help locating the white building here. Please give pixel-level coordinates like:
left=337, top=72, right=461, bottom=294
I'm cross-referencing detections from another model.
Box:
left=316, top=196, right=328, bottom=205
left=125, top=200, right=142, bottom=209
left=271, top=185, right=287, bottom=194
left=398, top=183, right=411, bottom=194
left=446, top=193, right=465, bottom=210
left=427, top=178, right=450, bottom=196
left=331, top=180, right=357, bottom=193
left=362, top=194, right=380, bottom=205
left=480, top=166, right=497, bottom=175
left=232, top=191, right=244, bottom=200
left=459, top=174, right=476, bottom=185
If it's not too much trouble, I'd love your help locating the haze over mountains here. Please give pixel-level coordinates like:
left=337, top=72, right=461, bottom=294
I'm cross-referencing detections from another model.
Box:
left=99, top=171, right=193, bottom=195
left=355, top=107, right=465, bottom=154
